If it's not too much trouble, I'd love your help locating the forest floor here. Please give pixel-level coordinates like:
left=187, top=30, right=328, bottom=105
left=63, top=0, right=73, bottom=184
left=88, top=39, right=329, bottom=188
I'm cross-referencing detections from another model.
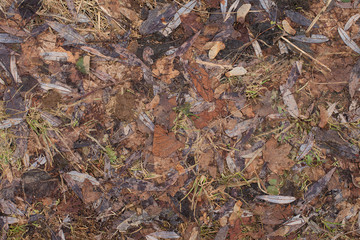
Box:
left=1, top=0, right=360, bottom=239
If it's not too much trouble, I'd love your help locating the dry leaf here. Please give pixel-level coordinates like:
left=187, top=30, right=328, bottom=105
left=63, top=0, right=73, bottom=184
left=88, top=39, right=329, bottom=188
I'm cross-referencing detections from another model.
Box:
left=152, top=125, right=184, bottom=157
left=237, top=3, right=251, bottom=23
left=256, top=195, right=296, bottom=204
left=251, top=38, right=263, bottom=58
left=263, top=137, right=293, bottom=175
left=225, top=66, right=247, bottom=77
left=282, top=20, right=296, bottom=35
left=152, top=57, right=180, bottom=84
left=160, top=0, right=197, bottom=36
left=186, top=62, right=214, bottom=101
left=344, top=13, right=360, bottom=31
left=349, top=58, right=360, bottom=98
left=224, top=0, right=240, bottom=22
left=338, top=27, right=360, bottom=54
left=280, top=87, right=299, bottom=118
left=318, top=105, right=328, bottom=128
left=209, top=41, right=225, bottom=59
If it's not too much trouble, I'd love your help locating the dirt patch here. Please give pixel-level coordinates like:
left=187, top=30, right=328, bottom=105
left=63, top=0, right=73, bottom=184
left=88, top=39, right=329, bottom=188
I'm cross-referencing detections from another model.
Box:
left=41, top=90, right=62, bottom=109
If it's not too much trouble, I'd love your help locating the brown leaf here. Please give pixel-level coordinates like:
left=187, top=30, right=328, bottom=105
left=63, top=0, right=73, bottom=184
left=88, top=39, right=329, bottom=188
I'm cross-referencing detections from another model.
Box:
left=349, top=58, right=360, bottom=98
left=193, top=100, right=227, bottom=128
left=152, top=57, right=180, bottom=84
left=198, top=149, right=217, bottom=178
left=153, top=125, right=184, bottom=157
left=304, top=167, right=336, bottom=203
left=187, top=62, right=214, bottom=102
left=82, top=179, right=102, bottom=204
left=263, top=137, right=293, bottom=175
left=180, top=13, right=203, bottom=36
left=318, top=105, right=328, bottom=128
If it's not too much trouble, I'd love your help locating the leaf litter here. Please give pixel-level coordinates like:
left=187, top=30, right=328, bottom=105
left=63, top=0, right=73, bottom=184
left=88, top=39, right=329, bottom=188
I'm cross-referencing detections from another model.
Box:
left=0, top=0, right=360, bottom=239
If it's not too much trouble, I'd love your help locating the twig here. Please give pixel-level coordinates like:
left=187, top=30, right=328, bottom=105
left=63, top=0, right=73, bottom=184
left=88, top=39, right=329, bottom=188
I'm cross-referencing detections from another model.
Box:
left=281, top=36, right=331, bottom=72
left=305, top=0, right=333, bottom=35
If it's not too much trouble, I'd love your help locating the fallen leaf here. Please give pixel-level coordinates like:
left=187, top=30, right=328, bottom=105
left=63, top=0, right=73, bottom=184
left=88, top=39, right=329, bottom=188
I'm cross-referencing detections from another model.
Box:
left=225, top=66, right=247, bottom=77
left=338, top=27, right=360, bottom=54
left=186, top=62, right=214, bottom=102
left=256, top=195, right=296, bottom=204
left=153, top=125, right=184, bottom=157
left=282, top=20, right=296, bottom=35
left=304, top=167, right=336, bottom=203
left=263, top=137, right=293, bottom=175
left=236, top=3, right=251, bottom=23
left=349, top=58, right=360, bottom=98
left=344, top=13, right=360, bottom=31
left=160, top=0, right=197, bottom=36
left=318, top=105, right=328, bottom=128
left=152, top=57, right=180, bottom=84
left=209, top=41, right=225, bottom=59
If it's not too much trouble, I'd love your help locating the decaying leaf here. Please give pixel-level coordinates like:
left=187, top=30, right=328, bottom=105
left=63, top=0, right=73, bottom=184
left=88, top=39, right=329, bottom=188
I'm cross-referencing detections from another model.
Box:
left=220, top=0, right=228, bottom=19
left=278, top=40, right=289, bottom=54
left=296, top=131, right=315, bottom=161
left=304, top=167, right=336, bottom=203
left=0, top=33, right=23, bottom=43
left=40, top=82, right=73, bottom=95
left=267, top=215, right=305, bottom=237
left=282, top=20, right=296, bottom=35
left=160, top=0, right=197, bottom=36
left=338, top=27, right=360, bottom=54
left=46, top=21, right=86, bottom=45
left=40, top=52, right=69, bottom=61
left=237, top=3, right=251, bottom=23
left=256, top=195, right=296, bottom=204
left=263, top=137, right=293, bottom=175
left=153, top=125, right=184, bottom=157
left=152, top=57, right=180, bottom=84
left=139, top=4, right=177, bottom=35
left=259, top=0, right=273, bottom=14
left=185, top=62, right=214, bottom=102
left=349, top=58, right=360, bottom=98
left=0, top=118, right=23, bottom=129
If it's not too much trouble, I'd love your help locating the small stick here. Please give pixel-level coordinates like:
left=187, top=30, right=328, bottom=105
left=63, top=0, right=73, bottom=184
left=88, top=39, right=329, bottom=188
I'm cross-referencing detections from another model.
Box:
left=281, top=36, right=331, bottom=72
left=305, top=0, right=333, bottom=35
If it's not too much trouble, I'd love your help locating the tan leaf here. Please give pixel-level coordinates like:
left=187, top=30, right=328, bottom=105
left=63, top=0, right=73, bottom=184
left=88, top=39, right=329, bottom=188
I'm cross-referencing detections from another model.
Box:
left=209, top=41, right=225, bottom=59
left=225, top=66, right=247, bottom=77
left=236, top=3, right=251, bottom=23
left=282, top=20, right=296, bottom=35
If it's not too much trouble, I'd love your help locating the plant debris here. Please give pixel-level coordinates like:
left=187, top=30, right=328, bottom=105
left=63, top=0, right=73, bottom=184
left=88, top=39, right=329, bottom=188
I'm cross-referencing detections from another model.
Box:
left=0, top=0, right=360, bottom=239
